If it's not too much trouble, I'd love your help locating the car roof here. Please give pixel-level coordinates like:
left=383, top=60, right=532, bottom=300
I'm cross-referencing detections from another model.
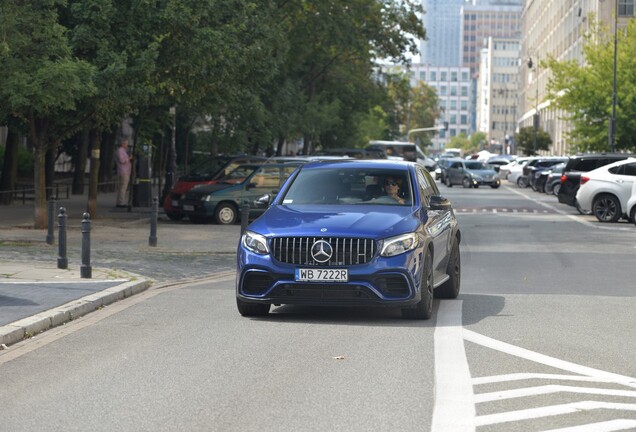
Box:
left=299, top=159, right=415, bottom=170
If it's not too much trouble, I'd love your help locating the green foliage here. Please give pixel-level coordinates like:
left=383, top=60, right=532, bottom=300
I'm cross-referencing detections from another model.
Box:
left=545, top=18, right=636, bottom=153
left=0, top=144, right=34, bottom=178
left=515, top=126, right=552, bottom=156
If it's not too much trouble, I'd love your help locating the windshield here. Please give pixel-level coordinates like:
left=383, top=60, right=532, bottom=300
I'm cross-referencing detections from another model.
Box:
left=182, top=157, right=231, bottom=181
left=465, top=162, right=488, bottom=170
left=217, top=165, right=259, bottom=184
left=281, top=167, right=413, bottom=206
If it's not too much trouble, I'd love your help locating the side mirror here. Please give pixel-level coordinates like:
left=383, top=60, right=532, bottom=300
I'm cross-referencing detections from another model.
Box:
left=254, top=194, right=271, bottom=208
left=429, top=195, right=451, bottom=211
left=246, top=182, right=257, bottom=190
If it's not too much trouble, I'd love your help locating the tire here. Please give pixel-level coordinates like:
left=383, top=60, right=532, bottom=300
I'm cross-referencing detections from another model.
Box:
left=552, top=183, right=561, bottom=196
left=462, top=177, right=472, bottom=189
left=214, top=202, right=238, bottom=225
left=445, top=176, right=453, bottom=187
left=592, top=194, right=622, bottom=223
left=517, top=176, right=528, bottom=188
left=630, top=206, right=636, bottom=225
left=165, top=211, right=184, bottom=221
left=490, top=183, right=500, bottom=189
left=236, top=298, right=270, bottom=317
left=435, top=237, right=460, bottom=299
left=402, top=252, right=433, bottom=320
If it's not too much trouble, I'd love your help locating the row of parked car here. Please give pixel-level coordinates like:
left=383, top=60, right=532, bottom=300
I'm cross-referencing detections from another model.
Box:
left=163, top=142, right=440, bottom=224
left=501, top=153, right=636, bottom=225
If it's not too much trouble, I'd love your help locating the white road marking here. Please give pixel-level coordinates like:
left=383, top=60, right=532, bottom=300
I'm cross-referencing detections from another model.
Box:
left=475, top=384, right=636, bottom=403
left=473, top=373, right=621, bottom=386
left=475, top=401, right=636, bottom=427
left=541, top=419, right=636, bottom=432
left=464, top=329, right=636, bottom=389
left=431, top=300, right=475, bottom=432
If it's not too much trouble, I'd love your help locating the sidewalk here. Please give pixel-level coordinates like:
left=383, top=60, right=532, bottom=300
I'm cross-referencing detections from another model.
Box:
left=0, top=189, right=241, bottom=347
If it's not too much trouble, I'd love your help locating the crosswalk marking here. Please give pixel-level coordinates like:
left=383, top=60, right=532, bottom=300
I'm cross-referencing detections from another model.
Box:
left=473, top=373, right=620, bottom=386
left=541, top=419, right=636, bottom=432
left=475, top=401, right=636, bottom=427
left=474, top=384, right=636, bottom=403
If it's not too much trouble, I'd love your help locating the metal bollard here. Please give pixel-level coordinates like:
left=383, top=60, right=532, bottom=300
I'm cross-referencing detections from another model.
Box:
left=46, top=196, right=56, bottom=245
left=81, top=212, right=92, bottom=278
left=57, top=207, right=68, bottom=269
left=149, top=197, right=158, bottom=247
left=240, top=201, right=250, bottom=235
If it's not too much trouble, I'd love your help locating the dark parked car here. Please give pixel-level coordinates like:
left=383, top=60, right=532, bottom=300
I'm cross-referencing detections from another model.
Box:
left=521, top=157, right=568, bottom=189
left=163, top=155, right=268, bottom=221
left=541, top=162, right=567, bottom=195
left=558, top=154, right=636, bottom=213
left=180, top=163, right=303, bottom=224
left=444, top=160, right=501, bottom=188
left=236, top=160, right=461, bottom=320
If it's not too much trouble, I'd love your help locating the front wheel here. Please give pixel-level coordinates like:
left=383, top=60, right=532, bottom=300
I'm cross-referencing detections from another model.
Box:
left=552, top=183, right=561, bottom=196
left=630, top=206, right=636, bottom=225
left=445, top=176, right=453, bottom=187
left=402, top=253, right=433, bottom=320
left=236, top=298, right=270, bottom=317
left=517, top=176, right=528, bottom=188
left=462, top=177, right=472, bottom=189
left=592, top=194, right=622, bottom=223
left=214, top=202, right=238, bottom=225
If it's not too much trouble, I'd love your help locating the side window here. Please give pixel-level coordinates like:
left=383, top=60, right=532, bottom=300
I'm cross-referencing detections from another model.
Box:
left=608, top=165, right=625, bottom=175
left=416, top=169, right=430, bottom=206
left=254, top=166, right=281, bottom=188
left=450, top=162, right=461, bottom=169
left=624, top=163, right=636, bottom=176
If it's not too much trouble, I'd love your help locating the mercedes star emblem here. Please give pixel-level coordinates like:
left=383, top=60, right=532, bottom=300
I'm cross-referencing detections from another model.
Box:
left=311, top=240, right=333, bottom=263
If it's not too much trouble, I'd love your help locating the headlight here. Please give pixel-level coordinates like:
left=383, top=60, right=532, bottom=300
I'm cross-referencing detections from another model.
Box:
left=242, top=231, right=269, bottom=254
left=202, top=195, right=213, bottom=202
left=380, top=232, right=419, bottom=257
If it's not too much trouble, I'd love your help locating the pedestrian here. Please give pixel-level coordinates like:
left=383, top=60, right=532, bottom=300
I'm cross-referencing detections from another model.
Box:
left=115, top=138, right=133, bottom=208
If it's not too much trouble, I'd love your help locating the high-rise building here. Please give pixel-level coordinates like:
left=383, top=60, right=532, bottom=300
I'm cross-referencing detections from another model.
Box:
left=420, top=0, right=466, bottom=67
left=476, top=37, right=521, bottom=154
left=519, top=0, right=635, bottom=155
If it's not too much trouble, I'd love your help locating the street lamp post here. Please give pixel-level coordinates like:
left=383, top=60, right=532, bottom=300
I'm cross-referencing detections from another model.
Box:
left=609, top=0, right=618, bottom=152
left=528, top=57, right=539, bottom=154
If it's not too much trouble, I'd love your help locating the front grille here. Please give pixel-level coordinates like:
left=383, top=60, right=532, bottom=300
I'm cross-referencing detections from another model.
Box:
left=271, top=237, right=377, bottom=266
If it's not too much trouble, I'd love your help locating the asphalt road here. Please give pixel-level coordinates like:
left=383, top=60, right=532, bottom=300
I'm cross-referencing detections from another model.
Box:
left=1, top=182, right=635, bottom=431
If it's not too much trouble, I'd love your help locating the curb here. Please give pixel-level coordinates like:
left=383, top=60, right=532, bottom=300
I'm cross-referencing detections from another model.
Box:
left=0, top=278, right=152, bottom=347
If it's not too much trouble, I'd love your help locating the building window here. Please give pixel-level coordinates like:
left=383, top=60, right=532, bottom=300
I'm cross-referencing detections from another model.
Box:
left=450, top=100, right=457, bottom=110
left=441, top=71, right=447, bottom=81
left=430, top=71, right=437, bottom=81
left=440, top=85, right=447, bottom=96
left=619, top=0, right=635, bottom=16
left=450, top=86, right=457, bottom=96
left=461, top=86, right=468, bottom=97
left=461, top=115, right=468, bottom=125
left=461, top=72, right=469, bottom=81
left=451, top=71, right=458, bottom=82
left=420, top=71, right=426, bottom=80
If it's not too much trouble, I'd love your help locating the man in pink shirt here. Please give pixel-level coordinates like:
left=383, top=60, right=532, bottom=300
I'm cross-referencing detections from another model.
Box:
left=115, top=138, right=133, bottom=207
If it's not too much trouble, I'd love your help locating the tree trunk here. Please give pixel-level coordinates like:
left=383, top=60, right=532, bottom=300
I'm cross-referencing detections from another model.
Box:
left=45, top=146, right=55, bottom=199
left=276, top=136, right=285, bottom=156
left=0, top=129, right=19, bottom=205
left=86, top=129, right=101, bottom=217
left=72, top=128, right=89, bottom=195
left=33, top=142, right=47, bottom=229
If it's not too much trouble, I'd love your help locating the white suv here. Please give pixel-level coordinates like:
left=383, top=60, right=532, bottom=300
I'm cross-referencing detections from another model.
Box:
left=576, top=158, right=636, bottom=223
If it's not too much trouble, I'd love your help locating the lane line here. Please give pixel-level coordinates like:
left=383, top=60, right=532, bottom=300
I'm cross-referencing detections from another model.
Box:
left=431, top=300, right=475, bottom=432
left=475, top=385, right=636, bottom=403
left=475, top=401, right=636, bottom=427
left=541, top=419, right=636, bottom=432
left=464, top=329, right=636, bottom=389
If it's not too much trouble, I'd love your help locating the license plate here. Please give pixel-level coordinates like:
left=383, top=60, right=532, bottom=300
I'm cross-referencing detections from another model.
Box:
left=171, top=200, right=179, bottom=207
left=183, top=204, right=194, bottom=212
left=295, top=268, right=348, bottom=282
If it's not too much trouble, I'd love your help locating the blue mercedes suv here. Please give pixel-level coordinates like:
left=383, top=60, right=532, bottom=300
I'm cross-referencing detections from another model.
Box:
left=236, top=160, right=461, bottom=319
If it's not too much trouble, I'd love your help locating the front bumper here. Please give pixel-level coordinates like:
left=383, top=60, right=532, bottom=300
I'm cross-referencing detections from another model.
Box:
left=470, top=178, right=500, bottom=187
left=236, top=247, right=423, bottom=308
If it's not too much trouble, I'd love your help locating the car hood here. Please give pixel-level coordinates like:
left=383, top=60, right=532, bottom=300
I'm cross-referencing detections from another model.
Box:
left=467, top=169, right=497, bottom=176
left=248, top=205, right=420, bottom=238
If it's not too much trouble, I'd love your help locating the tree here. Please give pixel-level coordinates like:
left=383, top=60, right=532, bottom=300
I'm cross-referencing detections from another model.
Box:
left=447, top=133, right=470, bottom=153
left=545, top=18, right=636, bottom=153
left=515, top=126, right=552, bottom=156
left=0, top=0, right=97, bottom=228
